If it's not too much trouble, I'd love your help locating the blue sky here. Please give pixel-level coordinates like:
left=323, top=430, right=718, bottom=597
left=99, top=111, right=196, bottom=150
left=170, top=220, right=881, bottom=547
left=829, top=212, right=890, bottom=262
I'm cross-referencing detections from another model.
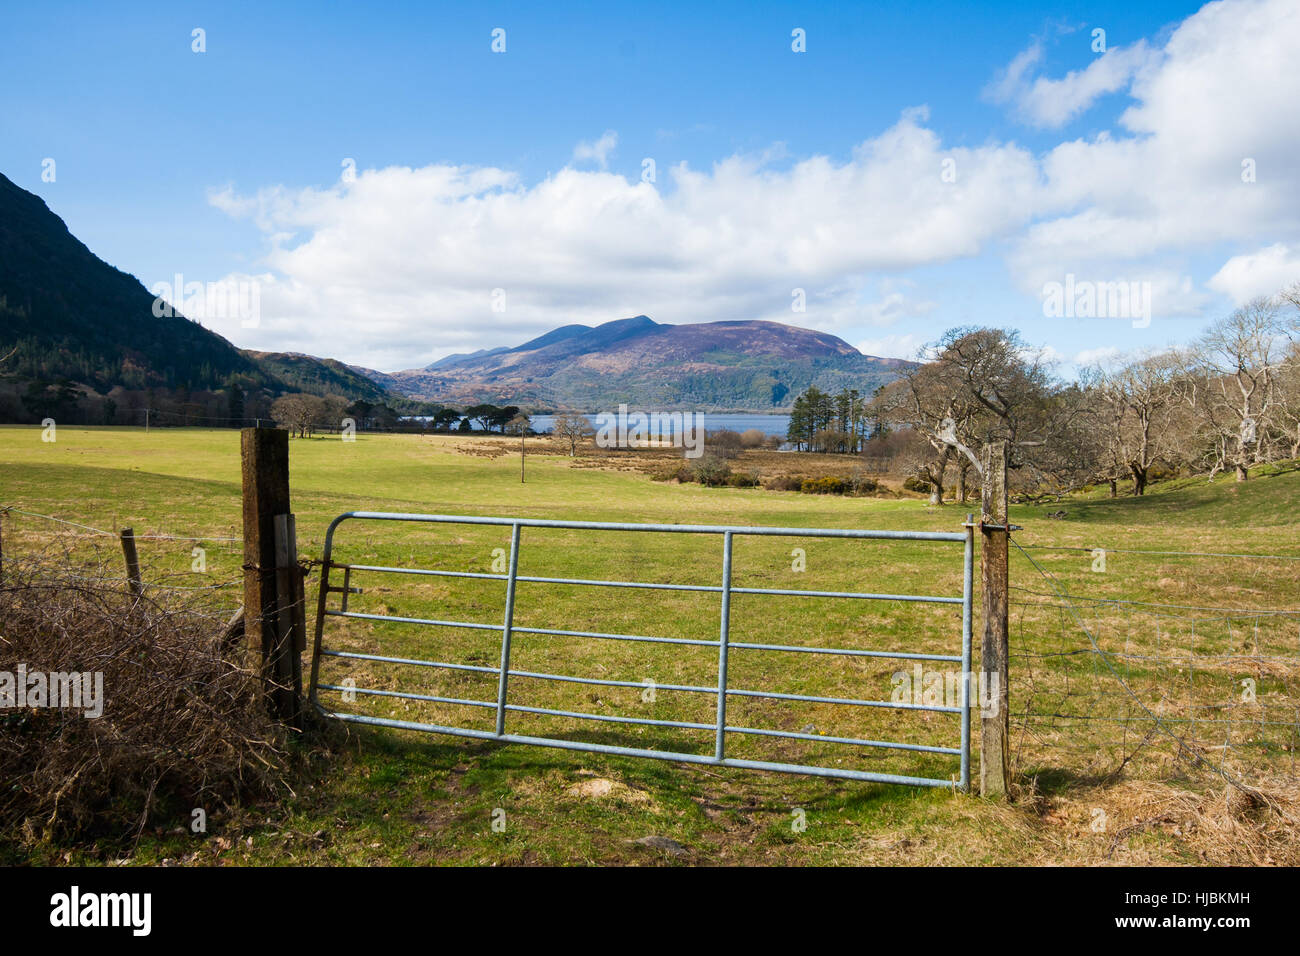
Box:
left=4, top=0, right=1298, bottom=373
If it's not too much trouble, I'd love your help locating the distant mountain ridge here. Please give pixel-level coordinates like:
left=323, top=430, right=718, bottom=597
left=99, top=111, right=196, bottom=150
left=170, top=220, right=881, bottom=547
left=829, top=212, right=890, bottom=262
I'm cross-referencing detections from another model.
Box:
left=0, top=170, right=910, bottom=421
left=370, top=315, right=912, bottom=411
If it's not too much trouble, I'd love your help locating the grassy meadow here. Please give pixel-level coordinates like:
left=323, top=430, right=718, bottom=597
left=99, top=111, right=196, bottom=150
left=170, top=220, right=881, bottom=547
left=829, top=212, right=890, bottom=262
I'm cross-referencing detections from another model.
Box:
left=2, top=425, right=1298, bottom=865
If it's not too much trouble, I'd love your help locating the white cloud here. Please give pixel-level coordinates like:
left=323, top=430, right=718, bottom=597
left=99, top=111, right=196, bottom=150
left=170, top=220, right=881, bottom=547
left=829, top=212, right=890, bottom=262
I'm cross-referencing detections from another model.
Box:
left=572, top=130, right=619, bottom=170
left=206, top=0, right=1300, bottom=369
left=1209, top=243, right=1300, bottom=304
left=856, top=332, right=928, bottom=362
left=858, top=290, right=938, bottom=327
left=984, top=42, right=1044, bottom=106
left=1005, top=0, right=1300, bottom=320
left=209, top=113, right=1040, bottom=369
left=1074, top=346, right=1123, bottom=367
left=989, top=41, right=1157, bottom=128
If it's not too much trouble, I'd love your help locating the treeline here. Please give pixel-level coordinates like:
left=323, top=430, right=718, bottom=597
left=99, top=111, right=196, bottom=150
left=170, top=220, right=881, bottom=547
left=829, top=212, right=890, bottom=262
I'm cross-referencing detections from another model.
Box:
left=0, top=332, right=244, bottom=393
left=0, top=375, right=447, bottom=432
left=268, top=395, right=531, bottom=437
left=785, top=386, right=873, bottom=453
left=786, top=286, right=1300, bottom=503
left=0, top=377, right=268, bottom=427
left=0, top=362, right=539, bottom=436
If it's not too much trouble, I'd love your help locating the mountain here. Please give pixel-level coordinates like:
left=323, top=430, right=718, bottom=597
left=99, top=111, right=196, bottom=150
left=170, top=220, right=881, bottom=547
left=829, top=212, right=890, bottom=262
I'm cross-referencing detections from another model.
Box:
left=0, top=171, right=908, bottom=420
left=0, top=172, right=414, bottom=423
left=375, top=316, right=912, bottom=411
left=424, top=345, right=510, bottom=370
left=0, top=171, right=261, bottom=394
left=245, top=351, right=391, bottom=404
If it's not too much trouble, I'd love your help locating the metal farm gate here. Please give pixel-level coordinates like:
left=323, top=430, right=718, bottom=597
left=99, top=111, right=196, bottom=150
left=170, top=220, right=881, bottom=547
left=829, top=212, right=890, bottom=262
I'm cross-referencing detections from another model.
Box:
left=309, top=512, right=975, bottom=789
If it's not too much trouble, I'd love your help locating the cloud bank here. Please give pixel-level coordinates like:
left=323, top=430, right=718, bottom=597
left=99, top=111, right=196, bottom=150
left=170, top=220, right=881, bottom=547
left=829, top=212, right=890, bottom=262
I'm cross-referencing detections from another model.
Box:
left=209, top=0, right=1300, bottom=369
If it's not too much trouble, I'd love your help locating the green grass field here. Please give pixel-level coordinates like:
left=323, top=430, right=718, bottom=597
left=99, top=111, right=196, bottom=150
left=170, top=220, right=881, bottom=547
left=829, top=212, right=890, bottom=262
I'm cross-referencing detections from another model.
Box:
left=2, top=426, right=1298, bottom=865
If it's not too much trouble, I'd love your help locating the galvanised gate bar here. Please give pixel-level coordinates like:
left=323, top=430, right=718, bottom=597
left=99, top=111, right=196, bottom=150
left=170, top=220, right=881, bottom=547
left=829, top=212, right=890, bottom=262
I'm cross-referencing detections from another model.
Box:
left=309, top=512, right=976, bottom=789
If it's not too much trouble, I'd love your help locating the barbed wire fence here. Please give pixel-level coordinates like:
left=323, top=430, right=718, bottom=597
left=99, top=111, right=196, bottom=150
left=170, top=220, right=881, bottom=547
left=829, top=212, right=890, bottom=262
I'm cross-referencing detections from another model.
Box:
left=1007, top=537, right=1300, bottom=798
left=0, top=506, right=245, bottom=624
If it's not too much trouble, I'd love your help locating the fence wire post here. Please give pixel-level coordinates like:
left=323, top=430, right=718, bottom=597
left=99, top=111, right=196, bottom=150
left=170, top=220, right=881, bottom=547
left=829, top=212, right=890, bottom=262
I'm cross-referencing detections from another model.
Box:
left=241, top=426, right=300, bottom=724
left=714, top=530, right=734, bottom=762
left=961, top=513, right=974, bottom=791
left=274, top=513, right=306, bottom=716
left=119, top=527, right=142, bottom=597
left=495, top=522, right=522, bottom=737
left=309, top=555, right=330, bottom=711
left=980, top=441, right=1011, bottom=799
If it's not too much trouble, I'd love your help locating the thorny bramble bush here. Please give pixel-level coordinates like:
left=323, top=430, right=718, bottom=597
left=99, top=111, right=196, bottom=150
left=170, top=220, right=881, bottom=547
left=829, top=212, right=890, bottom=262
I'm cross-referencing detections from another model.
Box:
left=0, top=553, right=295, bottom=850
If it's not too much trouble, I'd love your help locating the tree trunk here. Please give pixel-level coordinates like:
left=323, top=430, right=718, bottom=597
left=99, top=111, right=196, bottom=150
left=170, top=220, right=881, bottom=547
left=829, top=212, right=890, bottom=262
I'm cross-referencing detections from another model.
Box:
left=955, top=467, right=967, bottom=504
left=928, top=476, right=945, bottom=505
left=926, top=448, right=950, bottom=506
left=1108, top=478, right=1118, bottom=498
left=1129, top=464, right=1147, bottom=496
left=1236, top=463, right=1249, bottom=481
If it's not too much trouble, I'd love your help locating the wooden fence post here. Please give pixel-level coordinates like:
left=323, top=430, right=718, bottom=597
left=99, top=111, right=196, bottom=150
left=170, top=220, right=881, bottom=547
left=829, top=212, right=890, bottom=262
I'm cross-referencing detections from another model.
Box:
left=241, top=427, right=301, bottom=724
left=119, top=527, right=142, bottom=597
left=980, top=440, right=1011, bottom=798
left=274, top=512, right=307, bottom=686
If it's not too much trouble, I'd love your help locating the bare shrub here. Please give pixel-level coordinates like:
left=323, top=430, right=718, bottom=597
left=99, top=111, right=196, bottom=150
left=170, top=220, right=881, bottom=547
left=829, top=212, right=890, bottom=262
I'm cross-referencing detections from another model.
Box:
left=706, top=429, right=743, bottom=460
left=764, top=475, right=805, bottom=492
left=0, top=557, right=293, bottom=846
left=690, top=453, right=732, bottom=486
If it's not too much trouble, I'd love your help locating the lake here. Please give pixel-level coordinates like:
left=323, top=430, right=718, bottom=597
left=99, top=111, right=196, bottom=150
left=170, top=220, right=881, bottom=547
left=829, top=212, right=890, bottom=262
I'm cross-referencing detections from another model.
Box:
left=413, top=412, right=792, bottom=436
left=528, top=413, right=790, bottom=437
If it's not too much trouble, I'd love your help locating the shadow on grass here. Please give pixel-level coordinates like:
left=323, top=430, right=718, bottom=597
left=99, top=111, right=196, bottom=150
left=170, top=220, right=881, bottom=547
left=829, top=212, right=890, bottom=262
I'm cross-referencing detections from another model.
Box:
left=330, top=720, right=932, bottom=819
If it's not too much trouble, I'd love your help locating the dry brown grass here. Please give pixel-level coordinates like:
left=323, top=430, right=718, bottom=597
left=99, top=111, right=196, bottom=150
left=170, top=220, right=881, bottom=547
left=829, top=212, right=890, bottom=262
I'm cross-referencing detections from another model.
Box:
left=1007, top=774, right=1300, bottom=866
left=0, top=553, right=294, bottom=849
left=466, top=433, right=920, bottom=492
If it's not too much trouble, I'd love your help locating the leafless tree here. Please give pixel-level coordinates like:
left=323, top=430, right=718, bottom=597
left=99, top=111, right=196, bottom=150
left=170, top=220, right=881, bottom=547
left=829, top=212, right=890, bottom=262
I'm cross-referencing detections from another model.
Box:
left=551, top=412, right=594, bottom=456
left=870, top=366, right=973, bottom=505
left=1087, top=351, right=1184, bottom=495
left=1185, top=297, right=1296, bottom=481
left=871, top=327, right=1075, bottom=501
left=270, top=393, right=327, bottom=438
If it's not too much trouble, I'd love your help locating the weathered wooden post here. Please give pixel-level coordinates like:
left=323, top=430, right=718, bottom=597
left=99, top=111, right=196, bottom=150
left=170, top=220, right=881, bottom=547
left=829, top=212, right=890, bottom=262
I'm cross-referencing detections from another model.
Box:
left=274, top=512, right=307, bottom=681
left=119, top=527, right=142, bottom=597
left=980, top=440, right=1011, bottom=798
left=241, top=427, right=301, bottom=724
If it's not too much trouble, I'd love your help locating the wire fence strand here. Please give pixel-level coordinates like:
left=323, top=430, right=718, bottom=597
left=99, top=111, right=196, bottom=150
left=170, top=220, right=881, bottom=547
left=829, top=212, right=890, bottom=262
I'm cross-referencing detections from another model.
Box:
left=1008, top=536, right=1300, bottom=795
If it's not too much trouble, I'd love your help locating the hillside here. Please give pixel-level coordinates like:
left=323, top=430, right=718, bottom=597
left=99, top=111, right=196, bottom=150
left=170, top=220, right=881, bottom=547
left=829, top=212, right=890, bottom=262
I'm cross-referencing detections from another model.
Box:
left=375, top=316, right=912, bottom=410
left=0, top=172, right=412, bottom=423
left=0, top=170, right=906, bottom=419
left=0, top=172, right=260, bottom=393
left=244, top=351, right=392, bottom=405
